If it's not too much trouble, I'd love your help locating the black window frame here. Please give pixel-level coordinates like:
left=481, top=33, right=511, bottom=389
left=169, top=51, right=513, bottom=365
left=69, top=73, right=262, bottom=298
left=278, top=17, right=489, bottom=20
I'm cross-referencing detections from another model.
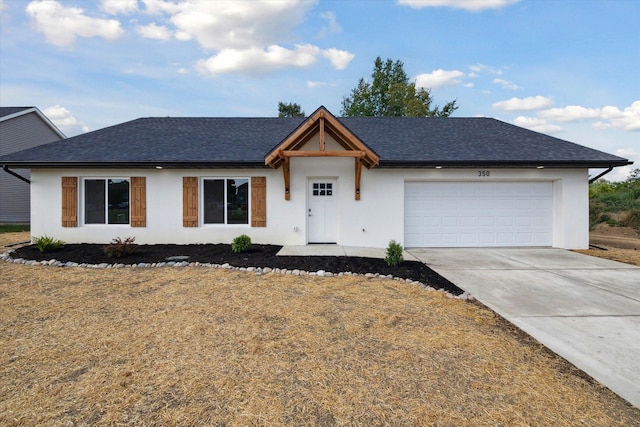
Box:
left=83, top=178, right=130, bottom=225
left=202, top=177, right=250, bottom=226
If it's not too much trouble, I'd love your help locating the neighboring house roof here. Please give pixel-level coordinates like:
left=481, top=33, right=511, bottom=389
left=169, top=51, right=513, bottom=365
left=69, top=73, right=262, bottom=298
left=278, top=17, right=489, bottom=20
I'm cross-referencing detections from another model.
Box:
left=0, top=106, right=67, bottom=139
left=0, top=107, right=35, bottom=119
left=0, top=106, right=630, bottom=169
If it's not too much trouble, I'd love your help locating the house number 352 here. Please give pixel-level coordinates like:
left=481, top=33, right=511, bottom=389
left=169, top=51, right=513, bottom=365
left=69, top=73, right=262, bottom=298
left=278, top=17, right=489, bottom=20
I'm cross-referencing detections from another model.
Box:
left=478, top=170, right=490, bottom=177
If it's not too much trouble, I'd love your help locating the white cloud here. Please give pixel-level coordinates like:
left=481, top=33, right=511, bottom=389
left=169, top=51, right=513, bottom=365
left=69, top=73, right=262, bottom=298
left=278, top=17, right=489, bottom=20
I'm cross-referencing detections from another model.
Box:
left=141, top=0, right=316, bottom=50
left=493, top=78, right=519, bottom=90
left=44, top=105, right=89, bottom=133
left=397, top=0, right=520, bottom=11
left=616, top=148, right=638, bottom=157
left=469, top=63, right=506, bottom=75
left=140, top=0, right=182, bottom=15
left=137, top=22, right=172, bottom=40
left=318, top=11, right=341, bottom=37
left=131, top=1, right=353, bottom=74
left=101, top=0, right=138, bottom=14
left=197, top=44, right=321, bottom=75
left=415, top=69, right=464, bottom=88
left=539, top=105, right=601, bottom=122
left=512, top=116, right=562, bottom=134
left=307, top=81, right=336, bottom=88
left=539, top=101, right=640, bottom=131
left=321, top=48, right=354, bottom=70
left=493, top=96, right=553, bottom=111
left=600, top=101, right=640, bottom=131
left=26, top=0, right=124, bottom=47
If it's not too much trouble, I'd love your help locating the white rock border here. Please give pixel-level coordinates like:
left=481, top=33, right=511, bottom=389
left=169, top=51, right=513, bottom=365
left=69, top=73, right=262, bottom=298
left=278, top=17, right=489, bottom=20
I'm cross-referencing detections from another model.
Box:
left=0, top=249, right=474, bottom=301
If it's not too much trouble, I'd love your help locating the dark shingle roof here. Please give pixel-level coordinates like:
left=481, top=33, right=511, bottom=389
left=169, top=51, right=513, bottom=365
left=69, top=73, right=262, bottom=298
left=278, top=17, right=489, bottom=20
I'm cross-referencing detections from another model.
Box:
left=0, top=115, right=630, bottom=168
left=0, top=107, right=34, bottom=119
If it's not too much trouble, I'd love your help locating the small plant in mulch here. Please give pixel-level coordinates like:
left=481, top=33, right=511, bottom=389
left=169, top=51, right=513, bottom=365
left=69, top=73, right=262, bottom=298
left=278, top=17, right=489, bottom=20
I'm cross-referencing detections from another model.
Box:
left=103, top=237, right=137, bottom=259
left=384, top=240, right=404, bottom=267
left=231, top=234, right=252, bottom=253
left=33, top=235, right=64, bottom=253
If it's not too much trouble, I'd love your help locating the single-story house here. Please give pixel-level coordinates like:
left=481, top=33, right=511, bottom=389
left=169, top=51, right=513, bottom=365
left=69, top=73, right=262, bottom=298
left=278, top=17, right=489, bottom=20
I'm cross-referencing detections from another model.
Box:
left=0, top=106, right=631, bottom=249
left=0, top=107, right=66, bottom=223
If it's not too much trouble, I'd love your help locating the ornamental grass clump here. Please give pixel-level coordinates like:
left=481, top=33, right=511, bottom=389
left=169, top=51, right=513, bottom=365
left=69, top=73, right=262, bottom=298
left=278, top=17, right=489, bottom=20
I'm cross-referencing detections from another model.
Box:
left=33, top=235, right=64, bottom=253
left=231, top=234, right=252, bottom=253
left=103, top=237, right=137, bottom=258
left=385, top=240, right=404, bottom=267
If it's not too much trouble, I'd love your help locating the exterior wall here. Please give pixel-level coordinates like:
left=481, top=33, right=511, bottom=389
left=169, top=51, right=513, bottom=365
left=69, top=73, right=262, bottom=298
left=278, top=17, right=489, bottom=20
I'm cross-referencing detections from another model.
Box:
left=31, top=165, right=590, bottom=249
left=1, top=111, right=63, bottom=223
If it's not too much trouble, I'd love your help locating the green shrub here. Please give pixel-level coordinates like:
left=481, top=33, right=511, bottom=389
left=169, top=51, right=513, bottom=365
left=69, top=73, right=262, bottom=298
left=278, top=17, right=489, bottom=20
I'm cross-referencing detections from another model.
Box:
left=385, top=240, right=404, bottom=267
left=103, top=237, right=137, bottom=258
left=33, top=235, right=64, bottom=252
left=589, top=172, right=640, bottom=229
left=231, top=234, right=252, bottom=253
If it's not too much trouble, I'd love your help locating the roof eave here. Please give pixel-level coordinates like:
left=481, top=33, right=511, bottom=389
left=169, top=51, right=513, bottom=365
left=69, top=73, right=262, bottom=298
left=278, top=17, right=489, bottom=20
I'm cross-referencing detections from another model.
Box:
left=1, top=161, right=269, bottom=169
left=3, top=159, right=632, bottom=170
left=377, top=160, right=633, bottom=169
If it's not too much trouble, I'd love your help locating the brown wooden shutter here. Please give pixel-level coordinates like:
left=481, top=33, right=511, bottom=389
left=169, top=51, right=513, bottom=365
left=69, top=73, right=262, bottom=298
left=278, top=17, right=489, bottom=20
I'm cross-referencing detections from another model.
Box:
left=183, top=177, right=198, bottom=227
left=251, top=176, right=267, bottom=227
left=130, top=177, right=146, bottom=227
left=61, top=177, right=78, bottom=227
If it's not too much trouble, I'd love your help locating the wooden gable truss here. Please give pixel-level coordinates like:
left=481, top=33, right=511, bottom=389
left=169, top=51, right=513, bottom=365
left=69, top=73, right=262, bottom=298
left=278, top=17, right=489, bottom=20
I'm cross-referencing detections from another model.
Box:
left=265, top=107, right=379, bottom=200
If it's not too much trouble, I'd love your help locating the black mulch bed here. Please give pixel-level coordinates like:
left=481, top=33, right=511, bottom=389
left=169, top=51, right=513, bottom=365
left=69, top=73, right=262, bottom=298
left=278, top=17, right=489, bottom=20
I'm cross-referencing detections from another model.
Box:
left=11, top=243, right=462, bottom=295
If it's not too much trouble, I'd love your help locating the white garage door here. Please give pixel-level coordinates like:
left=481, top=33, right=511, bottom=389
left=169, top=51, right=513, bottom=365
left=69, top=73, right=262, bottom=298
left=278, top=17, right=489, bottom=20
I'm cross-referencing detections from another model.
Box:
left=404, top=182, right=553, bottom=247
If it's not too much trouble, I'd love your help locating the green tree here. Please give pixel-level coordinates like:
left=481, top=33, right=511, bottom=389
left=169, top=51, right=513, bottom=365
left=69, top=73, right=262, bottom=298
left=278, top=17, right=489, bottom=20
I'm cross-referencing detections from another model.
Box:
left=341, top=57, right=458, bottom=117
left=278, top=102, right=305, bottom=117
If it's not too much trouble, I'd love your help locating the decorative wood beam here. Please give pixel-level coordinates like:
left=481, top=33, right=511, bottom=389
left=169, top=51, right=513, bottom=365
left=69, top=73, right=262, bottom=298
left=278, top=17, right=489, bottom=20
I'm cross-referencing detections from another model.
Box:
left=283, top=157, right=291, bottom=200
left=282, top=150, right=365, bottom=158
left=319, top=117, right=325, bottom=151
left=355, top=158, right=362, bottom=201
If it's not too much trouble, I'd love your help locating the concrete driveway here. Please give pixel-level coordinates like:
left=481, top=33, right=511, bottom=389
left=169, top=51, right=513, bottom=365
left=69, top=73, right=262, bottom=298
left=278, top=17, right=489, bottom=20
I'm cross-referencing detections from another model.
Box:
left=407, top=248, right=640, bottom=408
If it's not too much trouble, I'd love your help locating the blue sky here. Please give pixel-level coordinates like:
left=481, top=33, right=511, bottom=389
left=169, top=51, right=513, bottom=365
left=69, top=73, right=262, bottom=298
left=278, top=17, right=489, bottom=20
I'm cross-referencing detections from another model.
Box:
left=1, top=0, right=638, bottom=180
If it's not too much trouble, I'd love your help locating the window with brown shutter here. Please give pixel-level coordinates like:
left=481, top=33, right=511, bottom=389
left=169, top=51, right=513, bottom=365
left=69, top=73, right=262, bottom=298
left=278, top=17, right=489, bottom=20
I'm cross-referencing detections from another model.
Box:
left=183, top=177, right=198, bottom=227
left=251, top=176, right=267, bottom=227
left=130, top=177, right=146, bottom=227
left=61, top=177, right=78, bottom=227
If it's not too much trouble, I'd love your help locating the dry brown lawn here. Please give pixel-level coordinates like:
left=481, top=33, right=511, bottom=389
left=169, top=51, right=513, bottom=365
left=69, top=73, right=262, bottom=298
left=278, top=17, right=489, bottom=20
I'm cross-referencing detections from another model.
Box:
left=575, top=247, right=640, bottom=266
left=2, top=234, right=639, bottom=426
left=2, top=232, right=640, bottom=425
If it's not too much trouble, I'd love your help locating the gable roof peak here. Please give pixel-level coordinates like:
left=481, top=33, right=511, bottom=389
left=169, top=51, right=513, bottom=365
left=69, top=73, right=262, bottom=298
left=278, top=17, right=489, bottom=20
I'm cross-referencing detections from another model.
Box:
left=265, top=106, right=379, bottom=170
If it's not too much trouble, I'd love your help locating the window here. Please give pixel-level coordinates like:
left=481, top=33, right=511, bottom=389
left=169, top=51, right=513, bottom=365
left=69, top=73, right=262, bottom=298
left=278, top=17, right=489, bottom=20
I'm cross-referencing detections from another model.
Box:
left=312, top=182, right=333, bottom=196
left=203, top=178, right=249, bottom=225
left=84, top=178, right=130, bottom=224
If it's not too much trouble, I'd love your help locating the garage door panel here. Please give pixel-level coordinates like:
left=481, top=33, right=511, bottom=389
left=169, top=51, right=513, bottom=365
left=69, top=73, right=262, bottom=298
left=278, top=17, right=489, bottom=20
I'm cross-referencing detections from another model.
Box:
left=478, top=233, right=497, bottom=245
left=478, top=217, right=495, bottom=226
left=441, top=217, right=457, bottom=226
left=405, top=182, right=553, bottom=247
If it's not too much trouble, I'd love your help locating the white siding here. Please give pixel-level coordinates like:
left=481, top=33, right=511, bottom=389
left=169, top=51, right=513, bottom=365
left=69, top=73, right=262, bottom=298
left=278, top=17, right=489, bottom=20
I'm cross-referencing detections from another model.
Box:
left=30, top=166, right=590, bottom=249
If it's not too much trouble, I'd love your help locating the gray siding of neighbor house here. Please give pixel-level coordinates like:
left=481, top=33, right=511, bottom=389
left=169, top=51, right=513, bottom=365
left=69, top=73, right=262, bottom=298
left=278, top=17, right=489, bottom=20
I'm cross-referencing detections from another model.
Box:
left=1, top=112, right=62, bottom=223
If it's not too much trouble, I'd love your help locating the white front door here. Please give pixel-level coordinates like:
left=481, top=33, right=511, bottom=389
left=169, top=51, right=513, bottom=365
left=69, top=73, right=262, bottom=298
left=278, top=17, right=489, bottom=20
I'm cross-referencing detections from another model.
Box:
left=308, top=178, right=338, bottom=243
